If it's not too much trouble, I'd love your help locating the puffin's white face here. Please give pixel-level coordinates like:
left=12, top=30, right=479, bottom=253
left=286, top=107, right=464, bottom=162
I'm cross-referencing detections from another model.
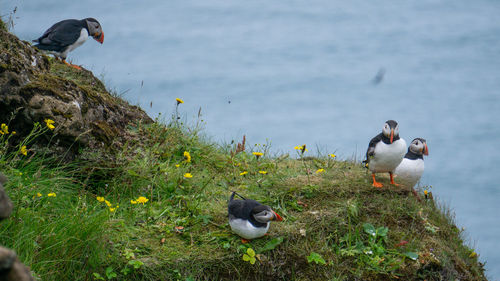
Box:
left=382, top=123, right=399, bottom=137
left=409, top=138, right=429, bottom=155
left=85, top=18, right=104, bottom=44
left=253, top=209, right=276, bottom=223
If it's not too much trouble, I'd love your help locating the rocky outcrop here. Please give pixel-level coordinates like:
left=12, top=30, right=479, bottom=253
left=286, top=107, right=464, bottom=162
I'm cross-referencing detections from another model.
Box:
left=0, top=174, right=12, bottom=220
left=0, top=20, right=152, bottom=157
left=0, top=174, right=34, bottom=281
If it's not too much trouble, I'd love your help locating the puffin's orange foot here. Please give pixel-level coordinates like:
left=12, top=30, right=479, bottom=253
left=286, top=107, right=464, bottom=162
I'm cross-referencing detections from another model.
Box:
left=371, top=173, right=383, bottom=188
left=62, top=60, right=82, bottom=70
left=241, top=239, right=250, bottom=244
left=389, top=173, right=399, bottom=186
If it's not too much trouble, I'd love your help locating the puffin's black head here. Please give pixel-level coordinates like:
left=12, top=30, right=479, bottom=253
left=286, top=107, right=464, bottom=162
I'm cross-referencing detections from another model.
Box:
left=409, top=138, right=428, bottom=156
left=382, top=120, right=399, bottom=143
left=251, top=205, right=283, bottom=223
left=84, top=18, right=104, bottom=44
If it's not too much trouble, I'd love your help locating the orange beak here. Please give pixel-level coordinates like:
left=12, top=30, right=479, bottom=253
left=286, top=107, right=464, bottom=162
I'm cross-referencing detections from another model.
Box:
left=94, top=32, right=104, bottom=44
left=273, top=211, right=283, bottom=221
left=423, top=143, right=429, bottom=155
left=390, top=129, right=394, bottom=143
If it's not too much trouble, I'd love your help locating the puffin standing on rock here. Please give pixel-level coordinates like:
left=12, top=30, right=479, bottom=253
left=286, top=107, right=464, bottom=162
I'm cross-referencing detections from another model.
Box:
left=394, top=138, right=429, bottom=191
left=364, top=120, right=407, bottom=188
left=228, top=192, right=283, bottom=242
left=33, top=18, right=104, bottom=69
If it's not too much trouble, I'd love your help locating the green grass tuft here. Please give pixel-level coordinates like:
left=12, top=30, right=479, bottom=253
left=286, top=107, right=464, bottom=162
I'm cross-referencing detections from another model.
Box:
left=0, top=116, right=486, bottom=280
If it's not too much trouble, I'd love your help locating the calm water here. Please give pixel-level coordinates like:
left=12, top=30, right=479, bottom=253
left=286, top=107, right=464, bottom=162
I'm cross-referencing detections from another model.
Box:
left=3, top=0, right=500, bottom=278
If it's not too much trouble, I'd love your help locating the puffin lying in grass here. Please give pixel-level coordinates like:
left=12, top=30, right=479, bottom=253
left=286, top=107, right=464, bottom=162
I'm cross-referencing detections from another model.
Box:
left=33, top=18, right=104, bottom=70
left=394, top=138, right=429, bottom=195
left=228, top=192, right=283, bottom=242
left=363, top=120, right=407, bottom=188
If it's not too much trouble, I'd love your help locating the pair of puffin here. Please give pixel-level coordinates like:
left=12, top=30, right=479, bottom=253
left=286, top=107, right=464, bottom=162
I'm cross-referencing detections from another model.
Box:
left=33, top=18, right=104, bottom=69
left=364, top=120, right=429, bottom=189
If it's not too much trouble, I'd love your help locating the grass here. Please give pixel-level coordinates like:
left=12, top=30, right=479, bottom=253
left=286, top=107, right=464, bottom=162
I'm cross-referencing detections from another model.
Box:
left=0, top=113, right=486, bottom=281
left=0, top=17, right=487, bottom=280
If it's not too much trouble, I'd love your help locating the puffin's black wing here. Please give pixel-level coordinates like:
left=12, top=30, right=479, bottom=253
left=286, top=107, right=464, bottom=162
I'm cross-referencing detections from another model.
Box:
left=34, top=19, right=85, bottom=52
left=228, top=198, right=261, bottom=220
left=364, top=133, right=383, bottom=163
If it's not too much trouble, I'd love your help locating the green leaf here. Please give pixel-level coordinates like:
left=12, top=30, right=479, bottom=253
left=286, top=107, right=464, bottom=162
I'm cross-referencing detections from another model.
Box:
left=105, top=266, right=117, bottom=279
left=258, top=237, right=284, bottom=253
left=249, top=257, right=256, bottom=264
left=120, top=267, right=131, bottom=275
left=404, top=251, right=419, bottom=260
left=363, top=223, right=376, bottom=237
left=376, top=227, right=388, bottom=237
left=307, top=252, right=327, bottom=265
left=246, top=247, right=255, bottom=257
left=243, top=254, right=250, bottom=261
left=128, top=260, right=144, bottom=269
left=92, top=273, right=105, bottom=280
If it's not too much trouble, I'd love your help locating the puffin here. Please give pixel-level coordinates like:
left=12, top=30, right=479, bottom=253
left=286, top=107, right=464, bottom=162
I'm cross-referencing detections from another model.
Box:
left=363, top=120, right=407, bottom=188
left=33, top=18, right=104, bottom=69
left=228, top=192, right=283, bottom=241
left=394, top=138, right=429, bottom=190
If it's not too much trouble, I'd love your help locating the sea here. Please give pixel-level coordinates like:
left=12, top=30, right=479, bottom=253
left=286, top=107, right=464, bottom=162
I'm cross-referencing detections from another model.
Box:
left=2, top=0, right=499, bottom=278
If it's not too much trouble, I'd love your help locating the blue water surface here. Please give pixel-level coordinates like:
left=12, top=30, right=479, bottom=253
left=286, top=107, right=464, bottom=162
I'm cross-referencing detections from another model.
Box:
left=3, top=0, right=500, bottom=278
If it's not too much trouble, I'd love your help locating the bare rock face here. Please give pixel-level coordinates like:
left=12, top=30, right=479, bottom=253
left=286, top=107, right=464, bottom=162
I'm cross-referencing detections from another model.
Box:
left=0, top=246, right=34, bottom=281
left=0, top=174, right=12, bottom=220
left=0, top=21, right=152, bottom=157
left=0, top=174, right=34, bottom=280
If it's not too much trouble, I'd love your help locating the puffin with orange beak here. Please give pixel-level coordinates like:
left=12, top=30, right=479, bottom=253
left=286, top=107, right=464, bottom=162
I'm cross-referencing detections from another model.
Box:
left=363, top=120, right=407, bottom=188
left=394, top=138, right=429, bottom=192
left=228, top=191, right=283, bottom=241
left=33, top=18, right=104, bottom=69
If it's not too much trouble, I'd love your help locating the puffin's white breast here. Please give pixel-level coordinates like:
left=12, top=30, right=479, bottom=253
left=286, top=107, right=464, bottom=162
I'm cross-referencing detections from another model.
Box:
left=394, top=158, right=424, bottom=188
left=62, top=28, right=89, bottom=58
left=229, top=218, right=269, bottom=239
left=369, top=138, right=406, bottom=173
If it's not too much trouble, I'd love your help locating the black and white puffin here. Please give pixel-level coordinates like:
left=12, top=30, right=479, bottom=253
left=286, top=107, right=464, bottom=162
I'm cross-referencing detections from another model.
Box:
left=363, top=120, right=407, bottom=188
left=394, top=138, right=429, bottom=189
left=228, top=192, right=283, bottom=241
left=33, top=18, right=104, bottom=69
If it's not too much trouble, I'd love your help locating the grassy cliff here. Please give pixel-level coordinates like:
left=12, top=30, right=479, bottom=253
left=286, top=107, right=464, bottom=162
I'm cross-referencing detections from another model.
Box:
left=0, top=20, right=487, bottom=280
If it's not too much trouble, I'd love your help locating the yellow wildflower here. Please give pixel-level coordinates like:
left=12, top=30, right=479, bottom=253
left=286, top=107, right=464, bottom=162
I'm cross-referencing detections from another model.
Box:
left=329, top=154, right=336, bottom=158
left=20, top=146, right=27, bottom=156
left=184, top=173, right=193, bottom=178
left=136, top=196, right=149, bottom=205
left=424, top=190, right=428, bottom=195
left=11, top=131, right=16, bottom=135
left=105, top=200, right=112, bottom=207
left=176, top=98, right=184, bottom=104
left=36, top=192, right=42, bottom=197
left=469, top=251, right=477, bottom=258
left=252, top=152, right=263, bottom=157
left=183, top=151, right=191, bottom=163
left=175, top=164, right=180, bottom=168
left=258, top=171, right=267, bottom=175
left=294, top=145, right=308, bottom=153
left=109, top=205, right=119, bottom=212
left=96, top=196, right=105, bottom=202
left=44, top=119, right=55, bottom=130
left=1, top=123, right=8, bottom=134
left=131, top=200, right=137, bottom=204
left=239, top=171, right=248, bottom=176
left=316, top=168, right=325, bottom=174
left=47, top=192, right=56, bottom=197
